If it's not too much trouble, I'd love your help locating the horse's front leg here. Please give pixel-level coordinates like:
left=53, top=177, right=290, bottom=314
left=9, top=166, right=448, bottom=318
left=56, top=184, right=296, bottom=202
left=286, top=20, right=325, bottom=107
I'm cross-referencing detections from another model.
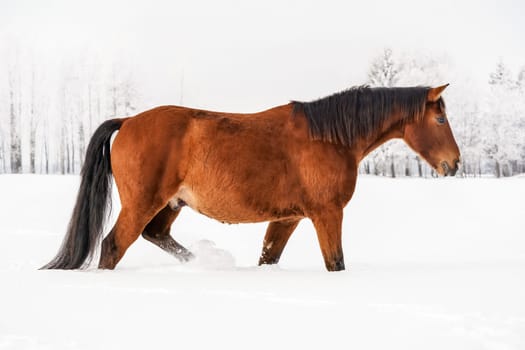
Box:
left=311, top=208, right=345, bottom=271
left=258, top=219, right=300, bottom=266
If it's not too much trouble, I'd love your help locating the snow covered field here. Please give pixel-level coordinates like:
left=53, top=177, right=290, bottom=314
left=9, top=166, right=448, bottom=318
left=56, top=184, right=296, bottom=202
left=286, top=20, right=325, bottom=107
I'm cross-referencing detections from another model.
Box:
left=0, top=175, right=524, bottom=350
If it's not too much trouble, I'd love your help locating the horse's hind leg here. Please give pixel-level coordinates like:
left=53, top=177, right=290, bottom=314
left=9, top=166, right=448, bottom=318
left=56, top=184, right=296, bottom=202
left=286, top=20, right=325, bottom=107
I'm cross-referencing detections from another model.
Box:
left=141, top=205, right=193, bottom=262
left=258, top=219, right=300, bottom=265
left=99, top=205, right=160, bottom=269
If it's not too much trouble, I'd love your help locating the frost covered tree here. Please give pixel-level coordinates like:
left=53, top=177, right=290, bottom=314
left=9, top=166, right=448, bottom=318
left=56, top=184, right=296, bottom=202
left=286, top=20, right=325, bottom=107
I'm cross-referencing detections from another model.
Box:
left=482, top=61, right=525, bottom=176
left=516, top=67, right=525, bottom=91
left=367, top=48, right=400, bottom=87
left=29, top=64, right=38, bottom=173
left=450, top=92, right=483, bottom=176
left=8, top=63, right=22, bottom=173
left=489, top=60, right=513, bottom=88
left=108, top=64, right=138, bottom=118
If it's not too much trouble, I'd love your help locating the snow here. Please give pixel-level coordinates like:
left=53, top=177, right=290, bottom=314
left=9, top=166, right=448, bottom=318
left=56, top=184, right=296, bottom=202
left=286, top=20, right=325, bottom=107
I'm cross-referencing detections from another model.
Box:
left=0, top=175, right=524, bottom=349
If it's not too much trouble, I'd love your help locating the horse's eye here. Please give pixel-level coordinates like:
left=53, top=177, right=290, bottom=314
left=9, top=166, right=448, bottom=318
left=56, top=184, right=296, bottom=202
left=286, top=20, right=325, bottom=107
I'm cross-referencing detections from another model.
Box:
left=437, top=116, right=446, bottom=125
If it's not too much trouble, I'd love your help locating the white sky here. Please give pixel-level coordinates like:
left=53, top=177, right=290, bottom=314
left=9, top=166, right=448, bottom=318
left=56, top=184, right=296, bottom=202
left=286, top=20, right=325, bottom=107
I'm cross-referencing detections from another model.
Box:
left=1, top=0, right=524, bottom=111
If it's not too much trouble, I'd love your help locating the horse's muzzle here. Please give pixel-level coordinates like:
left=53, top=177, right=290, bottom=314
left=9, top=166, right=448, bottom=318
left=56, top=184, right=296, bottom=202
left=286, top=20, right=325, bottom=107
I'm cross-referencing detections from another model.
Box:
left=441, top=159, right=460, bottom=176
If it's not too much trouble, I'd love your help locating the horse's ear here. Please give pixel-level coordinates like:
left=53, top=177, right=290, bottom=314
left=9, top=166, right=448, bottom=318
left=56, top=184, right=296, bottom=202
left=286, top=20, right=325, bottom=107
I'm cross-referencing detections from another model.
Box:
left=427, top=84, right=449, bottom=102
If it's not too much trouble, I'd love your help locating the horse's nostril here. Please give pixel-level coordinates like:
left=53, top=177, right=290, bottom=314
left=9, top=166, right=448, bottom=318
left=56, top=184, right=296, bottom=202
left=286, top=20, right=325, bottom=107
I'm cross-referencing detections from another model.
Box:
left=454, top=159, right=460, bottom=170
left=441, top=161, right=450, bottom=175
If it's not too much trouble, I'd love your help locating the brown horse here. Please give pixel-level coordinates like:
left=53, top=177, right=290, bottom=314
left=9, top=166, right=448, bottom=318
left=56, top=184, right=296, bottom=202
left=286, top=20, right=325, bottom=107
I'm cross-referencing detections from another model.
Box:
left=42, top=84, right=460, bottom=272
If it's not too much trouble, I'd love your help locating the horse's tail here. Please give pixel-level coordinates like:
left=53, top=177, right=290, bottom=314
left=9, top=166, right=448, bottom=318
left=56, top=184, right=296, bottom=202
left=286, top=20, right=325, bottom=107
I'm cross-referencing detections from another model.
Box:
left=41, top=118, right=126, bottom=269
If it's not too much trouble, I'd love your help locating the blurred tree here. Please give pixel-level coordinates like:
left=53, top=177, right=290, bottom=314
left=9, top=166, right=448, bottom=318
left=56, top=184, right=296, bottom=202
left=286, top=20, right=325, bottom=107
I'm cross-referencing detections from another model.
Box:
left=367, top=48, right=400, bottom=87
left=8, top=64, right=22, bottom=173
left=489, top=60, right=513, bottom=88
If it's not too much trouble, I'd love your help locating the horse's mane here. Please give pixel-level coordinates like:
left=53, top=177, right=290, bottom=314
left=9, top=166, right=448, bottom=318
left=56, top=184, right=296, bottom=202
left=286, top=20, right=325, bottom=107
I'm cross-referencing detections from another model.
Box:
left=292, top=86, right=436, bottom=146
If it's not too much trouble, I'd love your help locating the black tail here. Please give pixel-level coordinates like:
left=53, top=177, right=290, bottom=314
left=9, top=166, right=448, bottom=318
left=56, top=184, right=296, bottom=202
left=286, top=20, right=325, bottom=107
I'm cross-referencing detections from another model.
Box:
left=41, top=118, right=124, bottom=269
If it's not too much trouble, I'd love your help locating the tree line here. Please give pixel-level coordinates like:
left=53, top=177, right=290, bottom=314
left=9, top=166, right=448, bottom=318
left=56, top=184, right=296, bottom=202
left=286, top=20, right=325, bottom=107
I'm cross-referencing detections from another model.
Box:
left=0, top=51, right=137, bottom=175
left=0, top=48, right=523, bottom=177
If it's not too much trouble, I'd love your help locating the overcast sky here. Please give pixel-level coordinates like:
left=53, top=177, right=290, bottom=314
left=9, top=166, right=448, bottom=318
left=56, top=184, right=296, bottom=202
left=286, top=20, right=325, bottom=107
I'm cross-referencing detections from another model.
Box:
left=1, top=0, right=524, bottom=111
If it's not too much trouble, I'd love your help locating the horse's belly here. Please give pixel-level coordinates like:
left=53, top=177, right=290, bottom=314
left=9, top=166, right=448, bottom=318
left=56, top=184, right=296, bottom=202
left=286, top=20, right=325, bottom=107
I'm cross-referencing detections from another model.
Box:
left=170, top=184, right=301, bottom=224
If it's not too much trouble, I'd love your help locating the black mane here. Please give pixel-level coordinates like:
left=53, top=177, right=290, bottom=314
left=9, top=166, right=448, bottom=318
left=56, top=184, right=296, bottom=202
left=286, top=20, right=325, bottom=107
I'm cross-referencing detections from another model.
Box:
left=292, top=86, right=432, bottom=146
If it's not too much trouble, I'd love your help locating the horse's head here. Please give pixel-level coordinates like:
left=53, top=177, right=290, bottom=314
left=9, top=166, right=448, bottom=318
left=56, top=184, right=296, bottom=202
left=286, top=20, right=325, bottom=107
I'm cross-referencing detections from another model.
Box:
left=403, top=84, right=461, bottom=176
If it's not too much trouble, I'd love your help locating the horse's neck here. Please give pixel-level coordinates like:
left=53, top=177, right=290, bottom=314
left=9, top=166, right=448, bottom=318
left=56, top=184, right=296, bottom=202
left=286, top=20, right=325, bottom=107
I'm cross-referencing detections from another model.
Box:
left=357, top=113, right=404, bottom=161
